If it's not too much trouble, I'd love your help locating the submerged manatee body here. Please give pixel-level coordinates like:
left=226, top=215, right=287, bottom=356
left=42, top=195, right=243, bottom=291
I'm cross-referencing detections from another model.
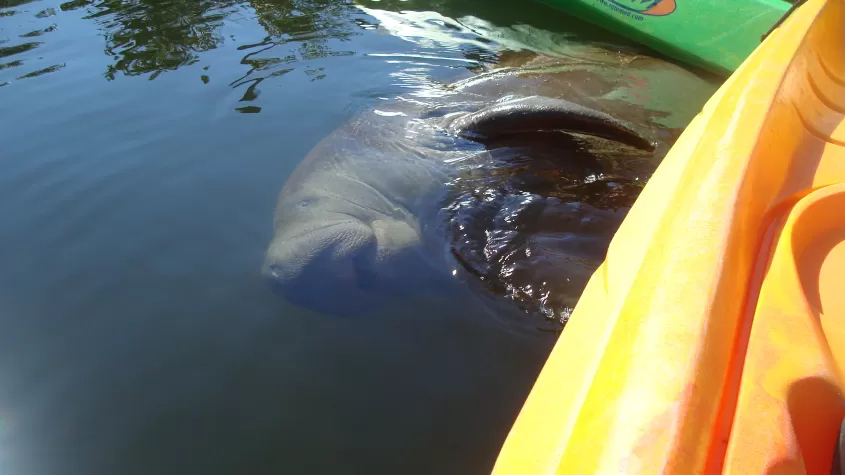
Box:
left=264, top=50, right=713, bottom=325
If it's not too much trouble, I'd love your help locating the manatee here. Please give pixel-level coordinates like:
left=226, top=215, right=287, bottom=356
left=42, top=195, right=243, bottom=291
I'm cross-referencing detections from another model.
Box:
left=263, top=51, right=715, bottom=324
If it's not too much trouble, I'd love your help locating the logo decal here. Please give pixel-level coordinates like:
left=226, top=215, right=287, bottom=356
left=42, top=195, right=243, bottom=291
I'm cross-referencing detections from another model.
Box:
left=606, top=0, right=676, bottom=16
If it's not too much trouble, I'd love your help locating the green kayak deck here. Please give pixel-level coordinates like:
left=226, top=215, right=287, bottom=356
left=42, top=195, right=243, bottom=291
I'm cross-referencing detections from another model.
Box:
left=537, top=0, right=792, bottom=75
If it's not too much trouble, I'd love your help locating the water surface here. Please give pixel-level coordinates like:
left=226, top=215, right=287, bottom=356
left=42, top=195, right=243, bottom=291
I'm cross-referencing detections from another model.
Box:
left=0, top=0, right=719, bottom=473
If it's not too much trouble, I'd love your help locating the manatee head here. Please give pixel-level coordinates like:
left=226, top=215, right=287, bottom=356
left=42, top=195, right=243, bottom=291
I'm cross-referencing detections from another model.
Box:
left=263, top=95, right=654, bottom=316
left=261, top=140, right=433, bottom=314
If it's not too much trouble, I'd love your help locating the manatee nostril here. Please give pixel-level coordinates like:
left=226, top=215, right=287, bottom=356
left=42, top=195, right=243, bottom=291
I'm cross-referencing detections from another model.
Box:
left=267, top=263, right=285, bottom=279
left=263, top=219, right=384, bottom=299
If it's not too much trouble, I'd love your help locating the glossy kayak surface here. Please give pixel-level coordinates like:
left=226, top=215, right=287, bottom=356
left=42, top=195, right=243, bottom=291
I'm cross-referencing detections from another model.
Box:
left=493, top=0, right=845, bottom=472
left=536, top=0, right=791, bottom=74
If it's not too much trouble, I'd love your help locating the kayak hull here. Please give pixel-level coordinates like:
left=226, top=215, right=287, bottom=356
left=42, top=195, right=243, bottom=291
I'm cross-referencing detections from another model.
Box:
left=537, top=0, right=790, bottom=74
left=493, top=0, right=845, bottom=472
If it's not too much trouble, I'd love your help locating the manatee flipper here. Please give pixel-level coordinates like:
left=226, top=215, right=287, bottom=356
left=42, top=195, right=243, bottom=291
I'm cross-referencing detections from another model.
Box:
left=447, top=96, right=654, bottom=151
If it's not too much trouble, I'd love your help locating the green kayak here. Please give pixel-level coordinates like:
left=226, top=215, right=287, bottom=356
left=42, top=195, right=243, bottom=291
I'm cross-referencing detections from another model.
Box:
left=536, top=0, right=793, bottom=74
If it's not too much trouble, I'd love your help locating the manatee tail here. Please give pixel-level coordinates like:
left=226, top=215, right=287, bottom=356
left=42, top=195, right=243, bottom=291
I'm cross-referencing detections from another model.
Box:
left=446, top=96, right=654, bottom=151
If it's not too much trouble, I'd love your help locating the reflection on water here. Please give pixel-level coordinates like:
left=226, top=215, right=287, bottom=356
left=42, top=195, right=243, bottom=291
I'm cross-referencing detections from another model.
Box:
left=228, top=0, right=360, bottom=110
left=0, top=0, right=647, bottom=107
left=89, top=0, right=239, bottom=80
left=1, top=0, right=522, bottom=99
left=0, top=0, right=719, bottom=473
left=0, top=42, right=40, bottom=59
left=0, top=0, right=61, bottom=83
left=1, top=0, right=38, bottom=8
left=0, top=0, right=370, bottom=92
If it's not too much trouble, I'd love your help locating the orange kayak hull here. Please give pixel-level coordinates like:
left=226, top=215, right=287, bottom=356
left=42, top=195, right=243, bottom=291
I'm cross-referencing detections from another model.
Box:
left=492, top=0, right=845, bottom=472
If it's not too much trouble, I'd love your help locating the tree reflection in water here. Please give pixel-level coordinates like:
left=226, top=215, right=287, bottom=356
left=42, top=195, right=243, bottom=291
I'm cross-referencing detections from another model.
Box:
left=2, top=0, right=590, bottom=109
left=69, top=0, right=561, bottom=107
left=85, top=0, right=239, bottom=80
left=228, top=0, right=357, bottom=107
left=73, top=0, right=360, bottom=84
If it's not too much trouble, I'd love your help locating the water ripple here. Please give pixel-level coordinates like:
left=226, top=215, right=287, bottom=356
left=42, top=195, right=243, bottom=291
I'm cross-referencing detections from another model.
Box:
left=19, top=24, right=57, bottom=37
left=0, top=0, right=524, bottom=111
left=0, top=0, right=40, bottom=9
left=222, top=0, right=360, bottom=99
left=16, top=62, right=64, bottom=79
left=0, top=59, right=22, bottom=70
left=34, top=6, right=55, bottom=17
left=58, top=0, right=90, bottom=10
left=81, top=0, right=241, bottom=79
left=0, top=42, right=41, bottom=59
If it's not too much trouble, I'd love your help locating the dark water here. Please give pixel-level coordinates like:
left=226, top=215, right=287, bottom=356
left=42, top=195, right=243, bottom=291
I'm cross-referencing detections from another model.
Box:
left=0, top=0, right=717, bottom=473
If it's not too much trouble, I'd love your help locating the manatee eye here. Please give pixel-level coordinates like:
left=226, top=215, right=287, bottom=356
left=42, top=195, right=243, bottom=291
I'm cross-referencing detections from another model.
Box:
left=297, top=199, right=312, bottom=208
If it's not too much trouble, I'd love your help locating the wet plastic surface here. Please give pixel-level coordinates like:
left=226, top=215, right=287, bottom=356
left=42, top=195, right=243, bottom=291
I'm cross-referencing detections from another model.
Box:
left=493, top=0, right=845, bottom=472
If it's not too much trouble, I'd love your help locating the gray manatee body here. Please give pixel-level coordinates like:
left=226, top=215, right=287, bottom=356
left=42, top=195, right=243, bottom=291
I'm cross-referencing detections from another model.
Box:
left=264, top=52, right=704, bottom=322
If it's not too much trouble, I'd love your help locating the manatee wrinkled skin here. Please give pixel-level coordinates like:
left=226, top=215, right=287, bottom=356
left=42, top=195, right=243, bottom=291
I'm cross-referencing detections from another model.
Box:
left=264, top=52, right=700, bottom=322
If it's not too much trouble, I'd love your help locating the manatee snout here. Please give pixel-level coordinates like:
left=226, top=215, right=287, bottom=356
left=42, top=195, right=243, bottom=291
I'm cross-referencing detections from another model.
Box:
left=263, top=212, right=427, bottom=313
left=263, top=219, right=380, bottom=308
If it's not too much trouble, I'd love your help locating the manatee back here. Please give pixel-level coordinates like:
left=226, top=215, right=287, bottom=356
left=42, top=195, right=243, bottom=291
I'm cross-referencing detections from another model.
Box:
left=451, top=51, right=719, bottom=137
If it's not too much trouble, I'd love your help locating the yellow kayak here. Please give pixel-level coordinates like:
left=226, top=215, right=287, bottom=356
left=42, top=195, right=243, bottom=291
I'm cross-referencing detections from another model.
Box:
left=493, top=0, right=845, bottom=473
